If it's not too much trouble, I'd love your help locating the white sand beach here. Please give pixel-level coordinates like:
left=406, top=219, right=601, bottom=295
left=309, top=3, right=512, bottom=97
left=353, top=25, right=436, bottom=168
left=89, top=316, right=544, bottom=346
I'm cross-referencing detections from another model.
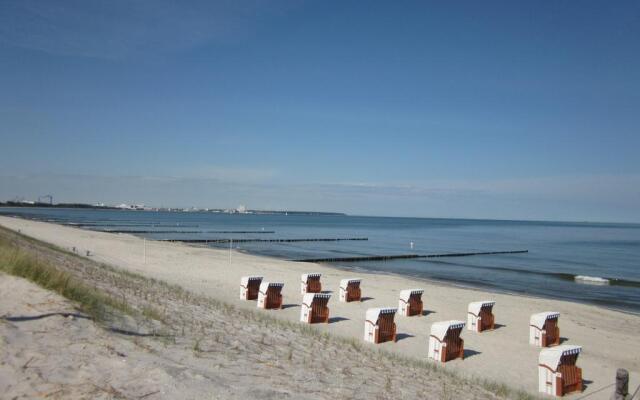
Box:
left=1, top=215, right=638, bottom=398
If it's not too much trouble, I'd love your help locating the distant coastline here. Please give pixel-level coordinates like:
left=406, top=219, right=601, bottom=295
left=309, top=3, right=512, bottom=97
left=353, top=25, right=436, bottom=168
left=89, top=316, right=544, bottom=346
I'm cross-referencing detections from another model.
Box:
left=0, top=202, right=346, bottom=216
left=0, top=202, right=118, bottom=210
left=2, top=201, right=638, bottom=226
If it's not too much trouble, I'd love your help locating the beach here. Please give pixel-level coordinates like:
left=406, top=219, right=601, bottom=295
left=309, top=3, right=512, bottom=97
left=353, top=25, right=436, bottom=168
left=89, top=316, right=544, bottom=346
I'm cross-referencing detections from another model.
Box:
left=0, top=221, right=515, bottom=400
left=1, top=215, right=638, bottom=398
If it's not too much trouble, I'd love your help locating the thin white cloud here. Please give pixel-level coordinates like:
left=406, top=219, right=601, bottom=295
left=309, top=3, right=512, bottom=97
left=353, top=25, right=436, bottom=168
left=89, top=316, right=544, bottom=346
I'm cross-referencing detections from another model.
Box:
left=173, top=165, right=278, bottom=182
left=0, top=0, right=296, bottom=59
left=407, top=174, right=640, bottom=205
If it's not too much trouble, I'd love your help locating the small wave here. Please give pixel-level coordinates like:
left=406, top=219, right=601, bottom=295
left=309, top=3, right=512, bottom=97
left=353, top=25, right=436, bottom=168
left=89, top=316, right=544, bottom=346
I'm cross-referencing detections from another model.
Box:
left=420, top=259, right=640, bottom=288
left=575, top=275, right=610, bottom=285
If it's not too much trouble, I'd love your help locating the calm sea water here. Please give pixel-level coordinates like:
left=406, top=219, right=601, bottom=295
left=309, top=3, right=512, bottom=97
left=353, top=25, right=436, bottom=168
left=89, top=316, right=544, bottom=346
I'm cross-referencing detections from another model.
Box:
left=3, top=207, right=640, bottom=312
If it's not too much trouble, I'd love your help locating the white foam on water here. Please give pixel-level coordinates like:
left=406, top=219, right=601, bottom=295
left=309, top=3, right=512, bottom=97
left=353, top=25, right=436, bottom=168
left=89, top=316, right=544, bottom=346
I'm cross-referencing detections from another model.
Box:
left=575, top=275, right=610, bottom=285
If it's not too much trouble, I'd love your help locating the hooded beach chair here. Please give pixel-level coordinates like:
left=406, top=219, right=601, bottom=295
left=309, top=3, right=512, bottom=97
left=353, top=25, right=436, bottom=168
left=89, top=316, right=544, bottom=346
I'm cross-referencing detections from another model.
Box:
left=538, top=345, right=583, bottom=397
left=339, top=278, right=362, bottom=302
left=300, top=293, right=330, bottom=323
left=530, top=312, right=560, bottom=347
left=364, top=307, right=397, bottom=343
left=257, top=281, right=284, bottom=309
left=398, top=289, right=424, bottom=316
left=428, top=320, right=465, bottom=362
left=467, top=301, right=495, bottom=332
left=300, top=273, right=322, bottom=294
left=239, top=276, right=263, bottom=300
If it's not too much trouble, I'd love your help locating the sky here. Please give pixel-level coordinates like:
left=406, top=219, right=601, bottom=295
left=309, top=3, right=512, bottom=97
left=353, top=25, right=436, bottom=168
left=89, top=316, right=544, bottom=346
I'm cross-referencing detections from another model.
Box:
left=1, top=1, right=639, bottom=222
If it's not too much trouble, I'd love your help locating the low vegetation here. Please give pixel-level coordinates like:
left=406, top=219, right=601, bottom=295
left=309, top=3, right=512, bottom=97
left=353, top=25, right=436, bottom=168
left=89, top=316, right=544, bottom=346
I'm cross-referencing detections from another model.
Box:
left=0, top=235, right=128, bottom=321
left=0, top=226, right=538, bottom=399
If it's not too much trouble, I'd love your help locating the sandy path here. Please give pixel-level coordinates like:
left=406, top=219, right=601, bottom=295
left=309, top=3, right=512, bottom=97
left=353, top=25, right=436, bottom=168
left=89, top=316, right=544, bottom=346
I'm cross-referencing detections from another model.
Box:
left=1, top=215, right=638, bottom=398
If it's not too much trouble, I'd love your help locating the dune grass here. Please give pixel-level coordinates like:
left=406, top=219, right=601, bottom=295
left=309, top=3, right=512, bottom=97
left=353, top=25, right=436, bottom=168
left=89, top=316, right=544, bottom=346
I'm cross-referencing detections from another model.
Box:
left=0, top=234, right=130, bottom=321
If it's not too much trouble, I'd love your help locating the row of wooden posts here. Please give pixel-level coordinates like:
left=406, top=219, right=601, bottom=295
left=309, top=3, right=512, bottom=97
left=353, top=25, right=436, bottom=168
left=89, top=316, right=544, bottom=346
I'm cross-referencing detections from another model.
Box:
left=240, top=273, right=584, bottom=397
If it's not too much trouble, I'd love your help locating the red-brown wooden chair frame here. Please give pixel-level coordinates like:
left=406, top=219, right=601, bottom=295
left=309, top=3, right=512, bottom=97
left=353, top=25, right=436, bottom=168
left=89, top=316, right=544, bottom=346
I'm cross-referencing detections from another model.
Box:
left=403, top=293, right=423, bottom=316
left=262, top=286, right=283, bottom=309
left=556, top=353, right=582, bottom=396
left=542, top=318, right=560, bottom=347
left=343, top=281, right=361, bottom=302
left=430, top=327, right=464, bottom=362
left=304, top=296, right=329, bottom=323
left=366, top=313, right=396, bottom=343
left=243, top=279, right=261, bottom=300
left=477, top=305, right=495, bottom=332
left=304, top=276, right=322, bottom=293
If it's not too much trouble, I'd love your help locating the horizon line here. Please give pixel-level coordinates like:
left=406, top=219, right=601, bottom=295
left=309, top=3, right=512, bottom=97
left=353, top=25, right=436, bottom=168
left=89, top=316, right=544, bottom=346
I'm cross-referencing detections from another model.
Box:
left=1, top=202, right=639, bottom=226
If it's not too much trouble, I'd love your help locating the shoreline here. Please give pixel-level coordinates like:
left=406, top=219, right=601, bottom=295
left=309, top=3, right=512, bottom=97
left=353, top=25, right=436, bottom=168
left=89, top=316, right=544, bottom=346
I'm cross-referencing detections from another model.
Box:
left=234, top=247, right=640, bottom=316
left=1, top=215, right=638, bottom=398
left=4, top=207, right=640, bottom=313
left=330, top=262, right=640, bottom=317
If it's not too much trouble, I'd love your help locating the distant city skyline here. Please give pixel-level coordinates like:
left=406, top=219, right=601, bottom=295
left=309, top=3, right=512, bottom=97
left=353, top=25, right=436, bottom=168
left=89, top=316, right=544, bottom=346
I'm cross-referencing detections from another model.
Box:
left=1, top=1, right=639, bottom=222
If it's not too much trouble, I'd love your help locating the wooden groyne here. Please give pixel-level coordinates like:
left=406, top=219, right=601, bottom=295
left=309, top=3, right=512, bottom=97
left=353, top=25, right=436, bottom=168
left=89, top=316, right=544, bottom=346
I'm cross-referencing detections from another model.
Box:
left=161, top=237, right=368, bottom=244
left=71, top=223, right=200, bottom=228
left=294, top=250, right=528, bottom=263
left=206, top=230, right=276, bottom=234
left=104, top=230, right=201, bottom=234
left=104, top=230, right=276, bottom=234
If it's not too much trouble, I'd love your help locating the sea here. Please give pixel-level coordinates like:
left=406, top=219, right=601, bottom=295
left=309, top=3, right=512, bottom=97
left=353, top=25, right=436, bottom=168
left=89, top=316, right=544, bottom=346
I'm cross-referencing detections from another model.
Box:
left=2, top=207, right=639, bottom=313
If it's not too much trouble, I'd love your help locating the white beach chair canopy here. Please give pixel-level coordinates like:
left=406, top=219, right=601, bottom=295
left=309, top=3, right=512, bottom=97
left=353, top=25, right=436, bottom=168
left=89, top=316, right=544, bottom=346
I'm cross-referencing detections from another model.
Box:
left=468, top=301, right=495, bottom=316
left=530, top=312, right=560, bottom=329
left=301, top=273, right=321, bottom=282
left=399, top=289, right=424, bottom=302
left=340, top=278, right=361, bottom=288
left=366, top=307, right=397, bottom=323
left=240, top=276, right=263, bottom=286
left=259, top=281, right=284, bottom=292
left=430, top=320, right=466, bottom=341
left=302, top=293, right=330, bottom=306
left=539, top=345, right=582, bottom=371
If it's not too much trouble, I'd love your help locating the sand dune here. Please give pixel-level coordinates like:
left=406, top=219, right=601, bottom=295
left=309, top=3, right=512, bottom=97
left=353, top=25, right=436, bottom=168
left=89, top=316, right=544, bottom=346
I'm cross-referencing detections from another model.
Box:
left=1, top=215, right=638, bottom=398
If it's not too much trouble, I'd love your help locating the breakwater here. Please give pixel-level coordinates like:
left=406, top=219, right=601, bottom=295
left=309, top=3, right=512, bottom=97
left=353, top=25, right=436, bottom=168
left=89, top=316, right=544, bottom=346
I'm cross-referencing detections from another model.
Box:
left=162, top=237, right=368, bottom=244
left=294, top=250, right=528, bottom=263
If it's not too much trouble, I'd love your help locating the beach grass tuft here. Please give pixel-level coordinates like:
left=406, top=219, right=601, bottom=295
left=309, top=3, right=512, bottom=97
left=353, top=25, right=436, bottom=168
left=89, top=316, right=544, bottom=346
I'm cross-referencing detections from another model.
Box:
left=0, top=236, right=129, bottom=321
left=141, top=305, right=165, bottom=322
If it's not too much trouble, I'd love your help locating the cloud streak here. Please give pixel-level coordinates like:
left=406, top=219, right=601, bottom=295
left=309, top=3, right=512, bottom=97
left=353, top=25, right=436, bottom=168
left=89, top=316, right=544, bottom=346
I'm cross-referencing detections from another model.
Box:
left=173, top=165, right=278, bottom=183
left=0, top=0, right=294, bottom=59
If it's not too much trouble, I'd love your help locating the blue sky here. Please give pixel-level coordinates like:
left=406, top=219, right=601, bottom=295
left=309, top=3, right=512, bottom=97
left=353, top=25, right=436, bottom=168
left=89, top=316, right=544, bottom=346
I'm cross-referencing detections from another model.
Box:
left=1, top=1, right=639, bottom=221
